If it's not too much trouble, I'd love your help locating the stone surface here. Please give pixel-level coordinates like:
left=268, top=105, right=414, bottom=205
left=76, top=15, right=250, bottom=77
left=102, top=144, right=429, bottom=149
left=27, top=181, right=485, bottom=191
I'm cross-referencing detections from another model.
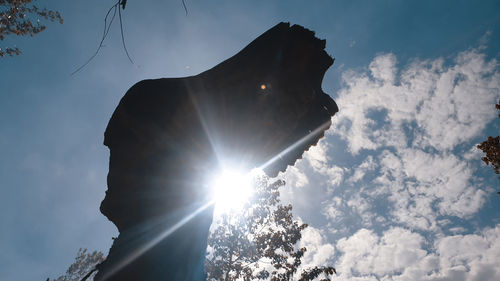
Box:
left=95, top=22, right=338, bottom=281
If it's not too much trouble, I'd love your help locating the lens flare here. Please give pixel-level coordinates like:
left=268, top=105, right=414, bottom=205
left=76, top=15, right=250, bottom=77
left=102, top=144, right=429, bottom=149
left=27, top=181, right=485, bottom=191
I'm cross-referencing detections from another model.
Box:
left=210, top=169, right=255, bottom=214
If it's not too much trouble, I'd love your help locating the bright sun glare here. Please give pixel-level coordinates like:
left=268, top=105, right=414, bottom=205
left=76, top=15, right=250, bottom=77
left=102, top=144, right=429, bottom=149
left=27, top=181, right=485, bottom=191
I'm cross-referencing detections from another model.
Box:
left=210, top=169, right=256, bottom=214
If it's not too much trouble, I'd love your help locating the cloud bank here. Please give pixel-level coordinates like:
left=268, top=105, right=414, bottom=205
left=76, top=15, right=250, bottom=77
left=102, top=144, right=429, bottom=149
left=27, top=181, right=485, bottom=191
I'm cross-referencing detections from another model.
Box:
left=282, top=47, right=500, bottom=280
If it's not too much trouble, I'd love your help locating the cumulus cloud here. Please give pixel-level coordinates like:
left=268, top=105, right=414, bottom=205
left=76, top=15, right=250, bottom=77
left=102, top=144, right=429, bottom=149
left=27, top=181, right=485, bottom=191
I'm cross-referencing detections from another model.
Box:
left=347, top=155, right=377, bottom=183
left=298, top=225, right=335, bottom=269
left=327, top=48, right=499, bottom=230
left=284, top=139, right=347, bottom=189
left=334, top=49, right=499, bottom=154
left=432, top=226, right=500, bottom=281
left=282, top=47, right=500, bottom=280
left=334, top=226, right=500, bottom=281
left=322, top=196, right=344, bottom=221
left=336, top=227, right=428, bottom=278
left=378, top=148, right=487, bottom=228
left=282, top=165, right=309, bottom=188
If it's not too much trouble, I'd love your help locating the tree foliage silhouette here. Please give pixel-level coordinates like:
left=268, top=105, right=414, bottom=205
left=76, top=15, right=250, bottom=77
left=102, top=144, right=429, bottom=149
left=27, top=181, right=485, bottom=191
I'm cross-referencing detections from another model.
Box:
left=477, top=99, right=500, bottom=189
left=205, top=175, right=336, bottom=281
left=0, top=0, right=63, bottom=57
left=48, top=248, right=104, bottom=281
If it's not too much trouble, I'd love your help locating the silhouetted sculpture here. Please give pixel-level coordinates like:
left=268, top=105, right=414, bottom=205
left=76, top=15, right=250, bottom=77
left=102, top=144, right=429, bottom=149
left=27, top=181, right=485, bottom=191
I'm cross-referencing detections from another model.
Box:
left=94, top=22, right=338, bottom=281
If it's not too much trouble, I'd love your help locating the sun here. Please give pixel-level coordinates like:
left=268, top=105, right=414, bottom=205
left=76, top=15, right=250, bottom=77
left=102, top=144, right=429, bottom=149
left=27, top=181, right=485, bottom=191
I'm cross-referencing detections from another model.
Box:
left=209, top=169, right=256, bottom=214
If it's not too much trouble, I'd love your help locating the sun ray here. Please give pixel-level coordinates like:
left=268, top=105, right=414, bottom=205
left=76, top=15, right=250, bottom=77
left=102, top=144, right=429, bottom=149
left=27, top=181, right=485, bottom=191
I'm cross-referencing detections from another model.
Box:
left=97, top=200, right=215, bottom=281
left=258, top=120, right=332, bottom=171
left=99, top=120, right=332, bottom=279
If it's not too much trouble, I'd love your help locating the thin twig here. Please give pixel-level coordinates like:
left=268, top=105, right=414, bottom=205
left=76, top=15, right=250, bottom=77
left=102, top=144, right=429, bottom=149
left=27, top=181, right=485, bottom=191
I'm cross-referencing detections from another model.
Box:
left=182, top=0, right=188, bottom=16
left=71, top=0, right=188, bottom=75
left=71, top=0, right=134, bottom=75
left=71, top=2, right=119, bottom=75
left=118, top=2, right=133, bottom=64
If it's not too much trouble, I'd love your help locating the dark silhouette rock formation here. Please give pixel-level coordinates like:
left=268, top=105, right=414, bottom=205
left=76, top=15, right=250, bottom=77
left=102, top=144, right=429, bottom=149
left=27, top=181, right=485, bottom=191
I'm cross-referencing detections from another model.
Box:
left=95, top=22, right=338, bottom=281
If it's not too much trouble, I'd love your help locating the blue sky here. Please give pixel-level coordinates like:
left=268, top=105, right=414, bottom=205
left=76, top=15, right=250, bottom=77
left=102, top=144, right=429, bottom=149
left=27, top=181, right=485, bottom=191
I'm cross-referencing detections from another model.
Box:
left=1, top=0, right=500, bottom=280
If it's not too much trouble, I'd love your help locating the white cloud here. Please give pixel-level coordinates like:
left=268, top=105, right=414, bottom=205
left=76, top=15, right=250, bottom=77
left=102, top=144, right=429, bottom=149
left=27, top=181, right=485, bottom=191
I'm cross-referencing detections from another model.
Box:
left=393, top=148, right=485, bottom=220
left=324, top=165, right=346, bottom=188
left=282, top=47, right=500, bottom=281
left=298, top=226, right=335, bottom=269
left=295, top=139, right=347, bottom=188
left=336, top=227, right=428, bottom=278
left=415, top=51, right=500, bottom=150
left=347, top=155, right=377, bottom=183
left=434, top=226, right=500, bottom=280
left=283, top=165, right=309, bottom=188
left=333, top=225, right=500, bottom=281
left=333, top=49, right=499, bottom=154
left=448, top=226, right=466, bottom=234
left=304, top=141, right=330, bottom=171
left=462, top=144, right=483, bottom=161
left=324, top=48, right=499, bottom=231
left=369, top=53, right=398, bottom=84
left=322, top=196, right=344, bottom=221
left=346, top=193, right=375, bottom=227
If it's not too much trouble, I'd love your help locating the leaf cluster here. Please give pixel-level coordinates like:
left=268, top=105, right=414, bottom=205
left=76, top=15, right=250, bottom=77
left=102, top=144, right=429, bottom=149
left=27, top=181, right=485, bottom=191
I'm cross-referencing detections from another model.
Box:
left=205, top=176, right=335, bottom=281
left=49, top=248, right=104, bottom=281
left=0, top=0, right=62, bottom=57
left=477, top=100, right=500, bottom=185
